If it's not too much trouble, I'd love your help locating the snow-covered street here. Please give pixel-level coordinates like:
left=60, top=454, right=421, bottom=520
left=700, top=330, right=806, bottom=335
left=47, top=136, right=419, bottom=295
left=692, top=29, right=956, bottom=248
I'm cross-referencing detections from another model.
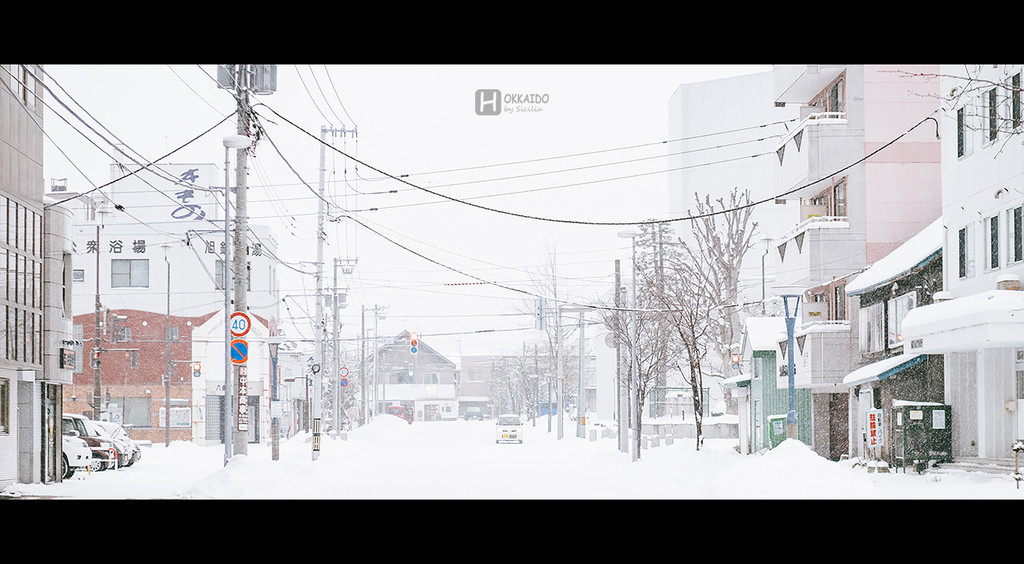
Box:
left=3, top=416, right=1021, bottom=500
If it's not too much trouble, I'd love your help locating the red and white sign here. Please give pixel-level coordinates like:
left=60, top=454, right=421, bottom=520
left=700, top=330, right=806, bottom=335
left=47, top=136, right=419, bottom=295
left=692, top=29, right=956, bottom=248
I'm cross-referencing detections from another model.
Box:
left=230, top=311, right=252, bottom=338
left=866, top=409, right=883, bottom=448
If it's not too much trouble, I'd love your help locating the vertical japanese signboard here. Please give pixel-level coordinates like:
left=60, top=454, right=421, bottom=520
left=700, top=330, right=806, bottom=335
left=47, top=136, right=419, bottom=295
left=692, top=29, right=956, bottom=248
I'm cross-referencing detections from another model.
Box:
left=867, top=408, right=884, bottom=448
left=237, top=366, right=249, bottom=432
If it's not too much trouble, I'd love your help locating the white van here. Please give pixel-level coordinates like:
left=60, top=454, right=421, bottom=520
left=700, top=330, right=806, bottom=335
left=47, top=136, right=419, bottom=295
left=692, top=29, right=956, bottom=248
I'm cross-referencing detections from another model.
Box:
left=495, top=414, right=523, bottom=444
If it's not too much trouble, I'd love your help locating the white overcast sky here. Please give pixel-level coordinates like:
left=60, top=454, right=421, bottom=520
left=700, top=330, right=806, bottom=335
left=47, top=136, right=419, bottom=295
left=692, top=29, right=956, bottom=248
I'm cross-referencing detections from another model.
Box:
left=41, top=64, right=771, bottom=360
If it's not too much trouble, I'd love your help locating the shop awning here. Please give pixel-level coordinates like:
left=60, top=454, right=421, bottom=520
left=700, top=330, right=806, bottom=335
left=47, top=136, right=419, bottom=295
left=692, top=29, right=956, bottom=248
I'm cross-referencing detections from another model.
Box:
left=902, top=290, right=1024, bottom=354
left=843, top=353, right=925, bottom=388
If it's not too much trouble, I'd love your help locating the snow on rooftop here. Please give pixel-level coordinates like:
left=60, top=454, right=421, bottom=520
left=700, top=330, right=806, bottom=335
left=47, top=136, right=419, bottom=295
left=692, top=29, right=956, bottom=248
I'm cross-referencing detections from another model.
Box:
left=743, top=317, right=787, bottom=351
left=846, top=218, right=942, bottom=296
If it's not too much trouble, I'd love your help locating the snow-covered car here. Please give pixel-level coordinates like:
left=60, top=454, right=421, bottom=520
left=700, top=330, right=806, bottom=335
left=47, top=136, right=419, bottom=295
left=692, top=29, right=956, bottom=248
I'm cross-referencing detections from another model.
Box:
left=93, top=420, right=142, bottom=467
left=464, top=407, right=483, bottom=420
left=495, top=414, right=523, bottom=444
left=63, top=413, right=119, bottom=471
left=62, top=435, right=93, bottom=479
left=386, top=405, right=413, bottom=424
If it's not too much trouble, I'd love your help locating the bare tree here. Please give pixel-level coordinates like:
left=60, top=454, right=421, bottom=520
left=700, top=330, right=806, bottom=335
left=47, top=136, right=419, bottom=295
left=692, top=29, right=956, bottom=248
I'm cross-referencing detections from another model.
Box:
left=657, top=248, right=716, bottom=450
left=680, top=188, right=757, bottom=376
left=643, top=188, right=756, bottom=450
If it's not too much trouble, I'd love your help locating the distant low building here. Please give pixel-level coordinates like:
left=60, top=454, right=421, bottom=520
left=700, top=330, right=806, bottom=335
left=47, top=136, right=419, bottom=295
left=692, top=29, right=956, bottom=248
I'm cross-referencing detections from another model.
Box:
left=374, top=331, right=457, bottom=421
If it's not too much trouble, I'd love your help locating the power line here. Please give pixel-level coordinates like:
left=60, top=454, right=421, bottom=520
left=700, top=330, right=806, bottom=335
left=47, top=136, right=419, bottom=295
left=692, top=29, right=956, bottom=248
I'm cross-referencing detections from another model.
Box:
left=259, top=102, right=941, bottom=227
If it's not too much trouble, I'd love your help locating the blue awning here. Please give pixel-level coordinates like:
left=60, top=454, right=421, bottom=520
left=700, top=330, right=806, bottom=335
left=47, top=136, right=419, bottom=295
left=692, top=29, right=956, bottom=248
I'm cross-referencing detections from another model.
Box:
left=843, top=354, right=925, bottom=388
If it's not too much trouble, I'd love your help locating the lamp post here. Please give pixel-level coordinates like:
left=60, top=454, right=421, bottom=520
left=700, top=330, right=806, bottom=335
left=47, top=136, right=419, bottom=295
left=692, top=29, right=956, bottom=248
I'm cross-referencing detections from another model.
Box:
left=221, top=134, right=250, bottom=465
left=161, top=241, right=173, bottom=447
left=617, top=228, right=639, bottom=462
left=92, top=205, right=110, bottom=421
left=774, top=285, right=805, bottom=441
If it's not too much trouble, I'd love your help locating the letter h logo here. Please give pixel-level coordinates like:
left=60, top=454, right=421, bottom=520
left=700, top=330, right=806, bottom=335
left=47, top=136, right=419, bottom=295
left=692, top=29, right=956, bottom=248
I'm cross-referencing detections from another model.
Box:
left=476, top=89, right=502, bottom=116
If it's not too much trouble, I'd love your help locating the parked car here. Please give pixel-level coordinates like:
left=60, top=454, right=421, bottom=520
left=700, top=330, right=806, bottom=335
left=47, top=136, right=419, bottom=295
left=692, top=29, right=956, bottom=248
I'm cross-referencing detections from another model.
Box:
left=62, top=435, right=93, bottom=479
left=464, top=407, right=483, bottom=420
left=93, top=420, right=142, bottom=467
left=386, top=405, right=413, bottom=424
left=495, top=414, right=523, bottom=444
left=63, top=414, right=119, bottom=471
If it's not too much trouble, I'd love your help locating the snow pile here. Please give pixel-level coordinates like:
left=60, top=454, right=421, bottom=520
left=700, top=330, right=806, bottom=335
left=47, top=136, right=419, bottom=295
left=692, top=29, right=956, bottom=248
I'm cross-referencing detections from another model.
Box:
left=708, top=439, right=874, bottom=498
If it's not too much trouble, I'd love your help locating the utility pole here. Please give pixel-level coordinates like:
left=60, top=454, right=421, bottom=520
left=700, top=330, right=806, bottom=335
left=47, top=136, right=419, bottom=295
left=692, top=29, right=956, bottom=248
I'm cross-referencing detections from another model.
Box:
left=360, top=306, right=366, bottom=425
left=332, top=260, right=341, bottom=437
left=313, top=126, right=327, bottom=461
left=92, top=210, right=103, bottom=420
left=577, top=311, right=586, bottom=439
left=216, top=63, right=275, bottom=460
left=556, top=308, right=563, bottom=440
left=615, top=261, right=626, bottom=452
left=232, top=65, right=251, bottom=458
left=164, top=243, right=172, bottom=447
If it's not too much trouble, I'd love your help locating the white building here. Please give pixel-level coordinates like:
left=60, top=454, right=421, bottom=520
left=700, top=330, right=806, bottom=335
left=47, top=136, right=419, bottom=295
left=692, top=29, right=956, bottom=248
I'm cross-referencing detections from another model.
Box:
left=903, top=64, right=1024, bottom=461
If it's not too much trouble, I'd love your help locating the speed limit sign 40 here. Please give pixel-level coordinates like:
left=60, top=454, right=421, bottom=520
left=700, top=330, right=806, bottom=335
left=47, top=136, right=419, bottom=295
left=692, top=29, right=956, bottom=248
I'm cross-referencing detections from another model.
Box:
left=230, top=312, right=252, bottom=337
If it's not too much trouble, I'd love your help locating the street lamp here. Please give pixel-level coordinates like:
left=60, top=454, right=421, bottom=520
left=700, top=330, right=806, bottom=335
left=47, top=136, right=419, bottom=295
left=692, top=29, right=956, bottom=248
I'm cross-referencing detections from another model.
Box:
left=222, top=134, right=249, bottom=465
left=617, top=228, right=639, bottom=462
left=161, top=241, right=173, bottom=447
left=773, top=284, right=806, bottom=441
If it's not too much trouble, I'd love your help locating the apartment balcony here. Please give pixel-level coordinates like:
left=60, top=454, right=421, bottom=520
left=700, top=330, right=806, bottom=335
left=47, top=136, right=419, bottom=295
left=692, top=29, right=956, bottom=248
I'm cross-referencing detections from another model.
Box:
left=791, top=321, right=856, bottom=392
left=774, top=65, right=847, bottom=105
left=775, top=110, right=855, bottom=201
left=773, top=216, right=864, bottom=289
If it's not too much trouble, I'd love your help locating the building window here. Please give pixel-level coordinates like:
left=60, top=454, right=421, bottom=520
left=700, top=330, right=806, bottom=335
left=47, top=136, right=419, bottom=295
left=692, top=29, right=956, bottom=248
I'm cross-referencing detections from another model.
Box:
left=0, top=378, right=8, bottom=433
left=957, top=106, right=974, bottom=158
left=164, top=326, right=179, bottom=341
left=833, top=284, right=847, bottom=321
left=72, top=269, right=85, bottom=283
left=1013, top=73, right=1022, bottom=130
left=958, top=224, right=975, bottom=279
left=987, top=87, right=999, bottom=143
left=987, top=214, right=1000, bottom=270
left=828, top=79, right=844, bottom=113
left=833, top=179, right=847, bottom=218
left=859, top=302, right=884, bottom=353
left=111, top=258, right=149, bottom=288
left=887, top=291, right=917, bottom=347
left=1009, top=206, right=1023, bottom=264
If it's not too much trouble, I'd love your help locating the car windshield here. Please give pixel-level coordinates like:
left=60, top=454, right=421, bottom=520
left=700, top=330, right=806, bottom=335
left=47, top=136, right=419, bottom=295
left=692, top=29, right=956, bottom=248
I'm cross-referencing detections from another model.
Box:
left=498, top=416, right=521, bottom=425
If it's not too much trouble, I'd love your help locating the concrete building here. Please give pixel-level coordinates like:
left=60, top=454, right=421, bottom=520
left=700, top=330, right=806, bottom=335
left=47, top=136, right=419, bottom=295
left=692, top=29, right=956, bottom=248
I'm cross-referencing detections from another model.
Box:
left=903, top=64, right=1024, bottom=462
left=0, top=64, right=76, bottom=487
left=769, top=65, right=942, bottom=460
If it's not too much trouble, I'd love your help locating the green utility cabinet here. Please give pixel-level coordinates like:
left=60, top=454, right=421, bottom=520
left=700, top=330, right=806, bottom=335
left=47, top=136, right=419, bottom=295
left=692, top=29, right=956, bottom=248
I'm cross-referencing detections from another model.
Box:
left=892, top=403, right=952, bottom=473
left=767, top=415, right=788, bottom=448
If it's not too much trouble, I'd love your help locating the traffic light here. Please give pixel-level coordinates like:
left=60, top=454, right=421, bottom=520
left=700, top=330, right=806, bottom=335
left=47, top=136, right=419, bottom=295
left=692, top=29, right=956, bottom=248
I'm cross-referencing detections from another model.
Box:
left=409, top=332, right=419, bottom=354
left=731, top=354, right=741, bottom=370
left=192, top=362, right=201, bottom=378
left=92, top=350, right=101, bottom=368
